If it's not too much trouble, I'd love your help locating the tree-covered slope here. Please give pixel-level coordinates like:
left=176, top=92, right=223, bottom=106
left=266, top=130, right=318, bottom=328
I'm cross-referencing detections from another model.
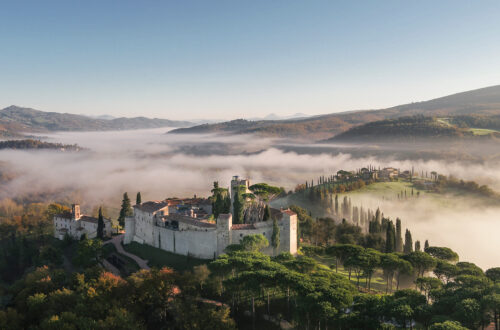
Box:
left=0, top=105, right=193, bottom=133
left=169, top=85, right=500, bottom=139
left=327, top=116, right=468, bottom=141
left=326, top=115, right=500, bottom=142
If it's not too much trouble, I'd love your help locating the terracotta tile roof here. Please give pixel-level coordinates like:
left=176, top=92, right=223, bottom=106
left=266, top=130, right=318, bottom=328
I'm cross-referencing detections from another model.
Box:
left=282, top=210, right=297, bottom=216
left=134, top=201, right=168, bottom=213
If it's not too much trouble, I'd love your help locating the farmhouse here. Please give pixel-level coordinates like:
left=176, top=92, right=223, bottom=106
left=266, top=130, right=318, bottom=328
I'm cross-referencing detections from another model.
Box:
left=53, top=204, right=113, bottom=240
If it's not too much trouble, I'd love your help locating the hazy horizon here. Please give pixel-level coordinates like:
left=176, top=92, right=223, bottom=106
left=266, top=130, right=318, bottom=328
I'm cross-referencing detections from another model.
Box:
left=2, top=1, right=500, bottom=120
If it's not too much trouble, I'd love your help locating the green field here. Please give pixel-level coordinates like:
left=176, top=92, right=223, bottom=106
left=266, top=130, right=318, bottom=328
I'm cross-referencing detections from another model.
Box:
left=468, top=127, right=500, bottom=135
left=341, top=180, right=426, bottom=197
left=435, top=118, right=499, bottom=136
left=122, top=242, right=209, bottom=271
left=272, top=180, right=430, bottom=218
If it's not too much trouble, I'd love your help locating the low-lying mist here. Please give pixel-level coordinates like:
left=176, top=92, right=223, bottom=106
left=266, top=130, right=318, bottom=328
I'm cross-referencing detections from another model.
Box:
left=0, top=128, right=499, bottom=268
left=344, top=194, right=500, bottom=270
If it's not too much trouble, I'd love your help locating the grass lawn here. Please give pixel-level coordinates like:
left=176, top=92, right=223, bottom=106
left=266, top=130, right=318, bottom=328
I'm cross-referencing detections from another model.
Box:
left=343, top=180, right=426, bottom=198
left=308, top=251, right=388, bottom=293
left=123, top=242, right=209, bottom=272
left=272, top=180, right=429, bottom=218
left=468, top=127, right=500, bottom=135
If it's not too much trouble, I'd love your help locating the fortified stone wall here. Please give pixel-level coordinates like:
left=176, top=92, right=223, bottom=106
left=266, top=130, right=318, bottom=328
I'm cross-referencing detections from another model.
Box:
left=153, top=226, right=218, bottom=259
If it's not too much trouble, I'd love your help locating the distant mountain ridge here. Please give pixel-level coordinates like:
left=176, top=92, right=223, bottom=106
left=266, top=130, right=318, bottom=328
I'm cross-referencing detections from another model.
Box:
left=169, top=85, right=500, bottom=140
left=0, top=106, right=193, bottom=134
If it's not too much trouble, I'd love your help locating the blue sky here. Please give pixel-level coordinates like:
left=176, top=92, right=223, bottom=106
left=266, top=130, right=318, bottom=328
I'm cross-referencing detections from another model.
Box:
left=1, top=1, right=500, bottom=120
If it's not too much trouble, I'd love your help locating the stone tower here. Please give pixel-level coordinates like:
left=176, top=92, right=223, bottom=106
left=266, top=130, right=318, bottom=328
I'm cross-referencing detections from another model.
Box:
left=72, top=204, right=81, bottom=220
left=230, top=175, right=250, bottom=215
left=216, top=213, right=232, bottom=256
left=280, top=210, right=298, bottom=255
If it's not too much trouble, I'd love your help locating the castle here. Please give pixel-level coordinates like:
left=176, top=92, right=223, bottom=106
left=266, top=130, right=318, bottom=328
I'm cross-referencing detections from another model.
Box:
left=54, top=204, right=113, bottom=240
left=124, top=177, right=297, bottom=259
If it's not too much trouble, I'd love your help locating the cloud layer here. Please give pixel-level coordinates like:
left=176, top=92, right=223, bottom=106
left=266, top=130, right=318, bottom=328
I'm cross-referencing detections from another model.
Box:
left=1, top=128, right=499, bottom=268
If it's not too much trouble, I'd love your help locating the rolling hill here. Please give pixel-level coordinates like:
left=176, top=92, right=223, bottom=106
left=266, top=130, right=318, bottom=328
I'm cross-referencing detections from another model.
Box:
left=326, top=115, right=500, bottom=142
left=325, top=116, right=467, bottom=142
left=0, top=106, right=193, bottom=134
left=169, top=85, right=500, bottom=140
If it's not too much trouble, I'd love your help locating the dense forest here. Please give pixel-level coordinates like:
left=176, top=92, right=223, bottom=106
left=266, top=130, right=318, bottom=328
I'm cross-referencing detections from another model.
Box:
left=0, top=106, right=192, bottom=135
left=449, top=115, right=500, bottom=130
left=1, top=196, right=499, bottom=329
left=0, top=139, right=84, bottom=151
left=328, top=116, right=470, bottom=142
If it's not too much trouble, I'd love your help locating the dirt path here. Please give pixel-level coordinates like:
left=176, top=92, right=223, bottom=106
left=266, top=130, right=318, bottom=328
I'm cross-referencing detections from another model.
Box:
left=104, top=235, right=150, bottom=270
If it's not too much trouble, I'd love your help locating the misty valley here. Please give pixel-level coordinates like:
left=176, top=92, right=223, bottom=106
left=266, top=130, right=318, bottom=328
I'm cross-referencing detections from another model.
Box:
left=1, top=124, right=499, bottom=329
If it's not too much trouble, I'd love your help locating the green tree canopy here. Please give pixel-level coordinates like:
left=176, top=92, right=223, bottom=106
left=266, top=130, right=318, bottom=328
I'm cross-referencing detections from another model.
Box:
left=241, top=234, right=269, bottom=252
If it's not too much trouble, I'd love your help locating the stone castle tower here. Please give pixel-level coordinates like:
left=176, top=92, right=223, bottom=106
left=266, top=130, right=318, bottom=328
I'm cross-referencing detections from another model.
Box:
left=71, top=204, right=81, bottom=220
left=230, top=175, right=250, bottom=215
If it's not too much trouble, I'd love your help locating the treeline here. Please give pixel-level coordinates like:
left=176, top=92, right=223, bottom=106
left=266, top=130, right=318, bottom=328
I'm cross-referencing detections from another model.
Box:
left=434, top=175, right=499, bottom=199
left=302, top=243, right=499, bottom=329
left=0, top=202, right=68, bottom=283
left=0, top=139, right=83, bottom=151
left=449, top=114, right=500, bottom=130
left=0, top=265, right=236, bottom=329
left=290, top=205, right=426, bottom=257
left=331, top=115, right=468, bottom=141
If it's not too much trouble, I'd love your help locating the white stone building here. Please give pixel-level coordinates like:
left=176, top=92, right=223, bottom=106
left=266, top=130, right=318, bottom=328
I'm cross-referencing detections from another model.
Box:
left=53, top=204, right=113, bottom=240
left=124, top=200, right=297, bottom=259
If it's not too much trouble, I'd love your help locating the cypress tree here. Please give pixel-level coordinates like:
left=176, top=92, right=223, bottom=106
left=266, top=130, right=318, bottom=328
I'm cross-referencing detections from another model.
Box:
left=396, top=218, right=403, bottom=252
left=97, top=207, right=104, bottom=239
left=415, top=240, right=421, bottom=251
left=375, top=208, right=381, bottom=223
left=232, top=187, right=245, bottom=224
left=263, top=204, right=271, bottom=221
left=118, top=192, right=133, bottom=228
left=136, top=192, right=142, bottom=205
left=385, top=221, right=396, bottom=253
left=424, top=239, right=430, bottom=250
left=223, top=191, right=231, bottom=214
left=334, top=194, right=339, bottom=215
left=404, top=229, right=413, bottom=254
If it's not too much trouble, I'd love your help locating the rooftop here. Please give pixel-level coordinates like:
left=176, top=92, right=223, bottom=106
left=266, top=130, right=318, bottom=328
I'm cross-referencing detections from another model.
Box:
left=163, top=213, right=216, bottom=229
left=56, top=211, right=73, bottom=219
left=135, top=201, right=169, bottom=213
left=282, top=209, right=297, bottom=216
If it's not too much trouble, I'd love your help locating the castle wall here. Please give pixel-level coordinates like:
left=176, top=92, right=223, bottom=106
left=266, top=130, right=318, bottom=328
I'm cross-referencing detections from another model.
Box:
left=124, top=216, right=135, bottom=244
left=231, top=218, right=297, bottom=256
left=153, top=226, right=217, bottom=259
left=132, top=209, right=156, bottom=246
left=125, top=199, right=298, bottom=259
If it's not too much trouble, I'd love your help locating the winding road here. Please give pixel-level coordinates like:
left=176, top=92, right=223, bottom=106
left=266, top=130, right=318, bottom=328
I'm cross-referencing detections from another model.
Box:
left=104, top=234, right=150, bottom=270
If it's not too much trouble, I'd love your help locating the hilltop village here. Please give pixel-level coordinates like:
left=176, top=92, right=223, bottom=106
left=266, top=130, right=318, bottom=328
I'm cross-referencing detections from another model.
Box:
left=54, top=176, right=297, bottom=259
left=123, top=176, right=297, bottom=259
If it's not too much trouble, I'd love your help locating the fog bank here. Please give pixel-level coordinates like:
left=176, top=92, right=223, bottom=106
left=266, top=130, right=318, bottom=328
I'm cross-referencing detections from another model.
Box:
left=0, top=129, right=499, bottom=268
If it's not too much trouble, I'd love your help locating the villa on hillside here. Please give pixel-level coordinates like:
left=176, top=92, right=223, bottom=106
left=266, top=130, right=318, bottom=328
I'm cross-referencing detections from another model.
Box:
left=53, top=204, right=113, bottom=240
